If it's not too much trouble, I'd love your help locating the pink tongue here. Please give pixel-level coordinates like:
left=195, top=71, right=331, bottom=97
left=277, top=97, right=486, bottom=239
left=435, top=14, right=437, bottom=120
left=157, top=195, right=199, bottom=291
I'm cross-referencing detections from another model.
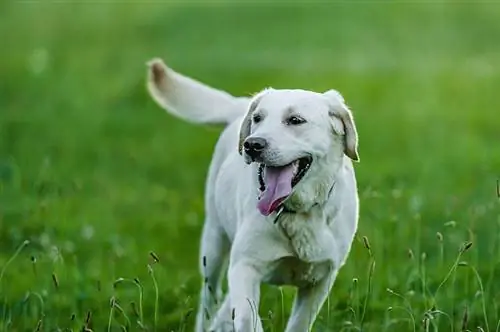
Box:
left=257, top=165, right=294, bottom=216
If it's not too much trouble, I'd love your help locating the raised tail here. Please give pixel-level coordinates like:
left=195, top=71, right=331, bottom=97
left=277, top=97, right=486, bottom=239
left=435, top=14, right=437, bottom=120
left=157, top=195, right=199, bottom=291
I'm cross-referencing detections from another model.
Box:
left=146, top=58, right=250, bottom=125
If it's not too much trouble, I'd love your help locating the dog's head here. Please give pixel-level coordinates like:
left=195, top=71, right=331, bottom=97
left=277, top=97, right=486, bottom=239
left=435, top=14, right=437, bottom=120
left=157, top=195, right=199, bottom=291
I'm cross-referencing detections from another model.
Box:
left=238, top=88, right=359, bottom=216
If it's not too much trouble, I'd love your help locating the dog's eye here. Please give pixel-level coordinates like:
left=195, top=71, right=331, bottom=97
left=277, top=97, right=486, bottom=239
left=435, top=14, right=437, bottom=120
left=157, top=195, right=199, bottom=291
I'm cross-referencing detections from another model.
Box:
left=286, top=116, right=306, bottom=126
left=252, top=114, right=262, bottom=123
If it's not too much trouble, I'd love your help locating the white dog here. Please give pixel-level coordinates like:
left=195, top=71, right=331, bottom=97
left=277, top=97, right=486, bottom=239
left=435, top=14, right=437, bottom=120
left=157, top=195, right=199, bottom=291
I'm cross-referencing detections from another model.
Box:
left=146, top=58, right=360, bottom=332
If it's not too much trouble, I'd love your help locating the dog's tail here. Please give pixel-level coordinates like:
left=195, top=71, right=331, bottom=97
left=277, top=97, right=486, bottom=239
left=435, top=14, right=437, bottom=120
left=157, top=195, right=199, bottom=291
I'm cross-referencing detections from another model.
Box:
left=146, top=58, right=250, bottom=126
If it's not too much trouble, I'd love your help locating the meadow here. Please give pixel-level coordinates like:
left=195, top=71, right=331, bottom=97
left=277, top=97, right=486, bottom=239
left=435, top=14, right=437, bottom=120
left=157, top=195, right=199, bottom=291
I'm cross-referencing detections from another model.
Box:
left=1, top=1, right=500, bottom=331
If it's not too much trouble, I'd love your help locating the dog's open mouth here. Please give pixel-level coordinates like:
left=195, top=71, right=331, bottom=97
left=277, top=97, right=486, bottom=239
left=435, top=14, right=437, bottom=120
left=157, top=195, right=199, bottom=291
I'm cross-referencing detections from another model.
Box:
left=256, top=156, right=312, bottom=216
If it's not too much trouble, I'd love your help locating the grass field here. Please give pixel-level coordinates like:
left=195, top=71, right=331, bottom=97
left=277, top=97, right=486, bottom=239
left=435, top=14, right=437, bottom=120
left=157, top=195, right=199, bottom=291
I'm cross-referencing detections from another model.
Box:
left=1, top=1, right=500, bottom=331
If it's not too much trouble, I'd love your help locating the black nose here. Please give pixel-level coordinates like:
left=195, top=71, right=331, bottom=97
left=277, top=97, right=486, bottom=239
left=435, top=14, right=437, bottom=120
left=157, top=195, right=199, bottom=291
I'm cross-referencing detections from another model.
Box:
left=243, top=137, right=267, bottom=158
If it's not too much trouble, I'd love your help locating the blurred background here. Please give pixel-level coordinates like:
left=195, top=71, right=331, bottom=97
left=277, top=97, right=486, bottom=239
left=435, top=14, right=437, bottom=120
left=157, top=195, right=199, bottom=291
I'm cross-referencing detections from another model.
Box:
left=1, top=1, right=499, bottom=331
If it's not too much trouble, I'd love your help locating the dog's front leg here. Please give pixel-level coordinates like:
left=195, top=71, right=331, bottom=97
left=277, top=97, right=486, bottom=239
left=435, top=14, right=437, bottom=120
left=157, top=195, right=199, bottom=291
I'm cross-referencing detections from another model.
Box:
left=228, top=261, right=264, bottom=332
left=285, top=269, right=338, bottom=332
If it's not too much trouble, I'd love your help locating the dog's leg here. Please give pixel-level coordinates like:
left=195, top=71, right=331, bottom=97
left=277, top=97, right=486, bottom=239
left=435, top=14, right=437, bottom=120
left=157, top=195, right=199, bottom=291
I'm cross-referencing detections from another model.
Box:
left=228, top=262, right=264, bottom=332
left=284, top=270, right=338, bottom=332
left=208, top=295, right=233, bottom=332
left=195, top=221, right=230, bottom=332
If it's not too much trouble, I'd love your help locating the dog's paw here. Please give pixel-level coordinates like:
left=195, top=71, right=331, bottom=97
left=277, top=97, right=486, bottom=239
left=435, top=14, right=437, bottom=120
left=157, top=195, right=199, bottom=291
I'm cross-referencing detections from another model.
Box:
left=209, top=321, right=236, bottom=332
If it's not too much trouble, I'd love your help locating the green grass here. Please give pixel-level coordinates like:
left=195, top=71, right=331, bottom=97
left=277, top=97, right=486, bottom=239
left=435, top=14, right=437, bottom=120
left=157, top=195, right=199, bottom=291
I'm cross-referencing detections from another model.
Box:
left=1, top=1, right=500, bottom=331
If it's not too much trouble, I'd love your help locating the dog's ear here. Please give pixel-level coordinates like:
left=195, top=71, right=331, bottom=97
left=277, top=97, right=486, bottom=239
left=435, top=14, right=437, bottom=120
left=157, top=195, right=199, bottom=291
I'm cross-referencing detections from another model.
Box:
left=238, top=89, right=270, bottom=155
left=323, top=89, right=360, bottom=162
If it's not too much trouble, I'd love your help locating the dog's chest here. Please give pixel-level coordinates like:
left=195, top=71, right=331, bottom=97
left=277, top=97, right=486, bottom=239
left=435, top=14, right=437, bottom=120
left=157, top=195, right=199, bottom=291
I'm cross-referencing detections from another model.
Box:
left=264, top=256, right=332, bottom=288
left=277, top=212, right=335, bottom=263
left=261, top=212, right=336, bottom=287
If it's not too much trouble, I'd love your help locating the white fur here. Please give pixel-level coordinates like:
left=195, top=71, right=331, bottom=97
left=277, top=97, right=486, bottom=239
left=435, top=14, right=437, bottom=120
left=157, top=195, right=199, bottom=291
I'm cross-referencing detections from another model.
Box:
left=146, top=58, right=360, bottom=332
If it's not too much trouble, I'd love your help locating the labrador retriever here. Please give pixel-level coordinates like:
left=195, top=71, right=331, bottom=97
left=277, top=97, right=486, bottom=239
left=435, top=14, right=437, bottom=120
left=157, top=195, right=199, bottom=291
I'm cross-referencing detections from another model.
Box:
left=146, top=58, right=360, bottom=332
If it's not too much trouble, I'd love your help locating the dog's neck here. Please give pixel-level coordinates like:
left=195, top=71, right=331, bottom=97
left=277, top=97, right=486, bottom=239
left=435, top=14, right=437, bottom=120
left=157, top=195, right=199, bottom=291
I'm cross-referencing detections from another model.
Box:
left=274, top=180, right=336, bottom=224
left=275, top=153, right=344, bottom=222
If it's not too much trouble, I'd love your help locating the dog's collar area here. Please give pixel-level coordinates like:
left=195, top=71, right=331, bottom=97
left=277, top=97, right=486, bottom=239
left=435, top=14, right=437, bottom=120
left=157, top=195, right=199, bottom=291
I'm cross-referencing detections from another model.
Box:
left=273, top=181, right=336, bottom=224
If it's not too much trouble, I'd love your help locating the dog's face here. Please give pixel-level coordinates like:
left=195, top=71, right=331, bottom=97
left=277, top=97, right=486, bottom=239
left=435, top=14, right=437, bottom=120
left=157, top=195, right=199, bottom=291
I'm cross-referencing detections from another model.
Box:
left=238, top=88, right=359, bottom=216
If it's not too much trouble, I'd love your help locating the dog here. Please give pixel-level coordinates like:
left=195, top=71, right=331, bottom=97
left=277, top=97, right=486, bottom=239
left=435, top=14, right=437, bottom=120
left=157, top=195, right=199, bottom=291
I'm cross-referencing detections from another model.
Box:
left=146, top=58, right=360, bottom=332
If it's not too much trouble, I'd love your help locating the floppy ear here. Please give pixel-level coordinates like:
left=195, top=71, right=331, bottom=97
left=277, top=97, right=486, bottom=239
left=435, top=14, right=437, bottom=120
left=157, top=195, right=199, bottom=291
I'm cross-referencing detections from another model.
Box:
left=323, top=89, right=360, bottom=162
left=238, top=89, right=270, bottom=155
